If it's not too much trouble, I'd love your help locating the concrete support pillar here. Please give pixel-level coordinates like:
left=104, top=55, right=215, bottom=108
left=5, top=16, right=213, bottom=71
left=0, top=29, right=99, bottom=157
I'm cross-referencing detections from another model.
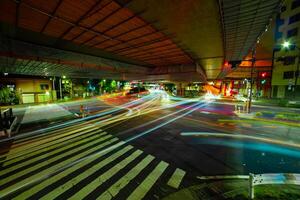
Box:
left=175, top=82, right=189, bottom=97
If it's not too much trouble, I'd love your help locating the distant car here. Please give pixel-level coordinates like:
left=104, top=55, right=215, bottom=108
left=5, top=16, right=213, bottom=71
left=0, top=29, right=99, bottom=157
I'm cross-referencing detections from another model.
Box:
left=126, top=87, right=149, bottom=97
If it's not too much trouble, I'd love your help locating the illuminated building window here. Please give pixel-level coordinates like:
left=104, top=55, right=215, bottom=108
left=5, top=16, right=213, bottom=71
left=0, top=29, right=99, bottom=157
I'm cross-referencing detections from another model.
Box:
left=283, top=56, right=296, bottom=65
left=283, top=71, right=294, bottom=79
left=289, top=13, right=300, bottom=24
left=287, top=28, right=298, bottom=38
left=40, top=84, right=49, bottom=90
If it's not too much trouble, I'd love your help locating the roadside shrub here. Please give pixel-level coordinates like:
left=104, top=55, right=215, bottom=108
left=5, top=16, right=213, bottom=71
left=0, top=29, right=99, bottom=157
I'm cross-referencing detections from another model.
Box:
left=255, top=112, right=263, bottom=117
left=278, top=99, right=288, bottom=107
left=275, top=114, right=286, bottom=120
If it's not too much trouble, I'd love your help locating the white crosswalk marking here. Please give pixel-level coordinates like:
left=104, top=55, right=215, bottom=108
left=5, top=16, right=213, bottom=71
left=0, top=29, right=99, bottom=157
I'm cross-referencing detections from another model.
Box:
left=0, top=135, right=117, bottom=197
left=13, top=138, right=119, bottom=200
left=7, top=125, right=97, bottom=155
left=127, top=161, right=169, bottom=200
left=0, top=131, right=108, bottom=177
left=69, top=150, right=143, bottom=200
left=167, top=168, right=186, bottom=189
left=0, top=122, right=187, bottom=200
left=97, top=155, right=155, bottom=200
left=39, top=145, right=133, bottom=200
left=3, top=128, right=104, bottom=167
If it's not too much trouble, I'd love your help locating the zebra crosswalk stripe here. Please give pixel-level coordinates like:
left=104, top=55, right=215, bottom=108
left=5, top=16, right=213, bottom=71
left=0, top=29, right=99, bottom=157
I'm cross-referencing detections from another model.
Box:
left=0, top=130, right=107, bottom=175
left=12, top=122, right=95, bottom=146
left=39, top=144, right=133, bottom=200
left=3, top=129, right=105, bottom=167
left=69, top=150, right=143, bottom=200
left=0, top=135, right=116, bottom=197
left=127, top=161, right=169, bottom=200
left=97, top=154, right=155, bottom=200
left=13, top=138, right=120, bottom=200
left=167, top=168, right=186, bottom=189
left=3, top=125, right=98, bottom=161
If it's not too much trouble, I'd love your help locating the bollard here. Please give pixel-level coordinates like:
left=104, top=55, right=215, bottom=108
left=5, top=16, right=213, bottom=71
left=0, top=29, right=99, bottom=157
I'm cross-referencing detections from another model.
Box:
left=249, top=173, right=254, bottom=199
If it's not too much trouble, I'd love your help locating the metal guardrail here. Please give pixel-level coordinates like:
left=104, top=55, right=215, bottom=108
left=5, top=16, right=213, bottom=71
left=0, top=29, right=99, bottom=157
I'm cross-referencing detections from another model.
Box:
left=197, top=173, right=300, bottom=199
left=249, top=173, right=300, bottom=199
left=0, top=108, right=14, bottom=136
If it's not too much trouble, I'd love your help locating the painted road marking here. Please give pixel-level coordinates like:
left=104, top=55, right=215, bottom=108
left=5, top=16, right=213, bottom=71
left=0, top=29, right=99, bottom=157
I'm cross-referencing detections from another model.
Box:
left=3, top=125, right=98, bottom=160
left=1, top=130, right=106, bottom=175
left=0, top=137, right=119, bottom=198
left=13, top=138, right=119, bottom=200
left=69, top=150, right=143, bottom=200
left=97, top=155, right=155, bottom=200
left=1, top=135, right=112, bottom=185
left=12, top=124, right=95, bottom=147
left=11, top=123, right=95, bottom=148
left=40, top=145, right=133, bottom=200
left=127, top=161, right=169, bottom=200
left=3, top=128, right=103, bottom=166
left=167, top=168, right=186, bottom=189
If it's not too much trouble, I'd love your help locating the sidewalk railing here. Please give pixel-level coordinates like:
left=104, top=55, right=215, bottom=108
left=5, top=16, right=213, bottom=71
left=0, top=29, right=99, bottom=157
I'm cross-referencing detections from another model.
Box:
left=0, top=108, right=16, bottom=137
left=197, top=173, right=300, bottom=199
left=249, top=173, right=300, bottom=199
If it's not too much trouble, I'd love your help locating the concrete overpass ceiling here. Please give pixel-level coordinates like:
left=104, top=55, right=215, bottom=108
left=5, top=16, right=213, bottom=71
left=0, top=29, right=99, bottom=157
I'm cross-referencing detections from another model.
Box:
left=125, top=0, right=224, bottom=79
left=0, top=0, right=194, bottom=73
left=220, top=0, right=281, bottom=61
left=218, top=0, right=281, bottom=79
left=0, top=0, right=281, bottom=81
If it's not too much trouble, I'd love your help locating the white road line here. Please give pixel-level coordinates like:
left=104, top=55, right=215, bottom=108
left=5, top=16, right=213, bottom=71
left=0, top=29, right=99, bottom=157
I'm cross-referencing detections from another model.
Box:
left=3, top=125, right=98, bottom=160
left=1, top=130, right=106, bottom=175
left=3, top=128, right=103, bottom=166
left=0, top=137, right=120, bottom=198
left=12, top=138, right=119, bottom=200
left=69, top=150, right=143, bottom=200
left=40, top=145, right=133, bottom=200
left=167, top=168, right=186, bottom=189
left=0, top=133, right=111, bottom=188
left=97, top=155, right=155, bottom=200
left=127, top=161, right=169, bottom=200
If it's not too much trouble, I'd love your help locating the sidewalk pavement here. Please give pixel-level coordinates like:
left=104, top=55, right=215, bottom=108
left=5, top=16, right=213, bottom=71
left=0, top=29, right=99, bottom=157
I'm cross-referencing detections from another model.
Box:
left=163, top=179, right=300, bottom=200
left=234, top=111, right=300, bottom=128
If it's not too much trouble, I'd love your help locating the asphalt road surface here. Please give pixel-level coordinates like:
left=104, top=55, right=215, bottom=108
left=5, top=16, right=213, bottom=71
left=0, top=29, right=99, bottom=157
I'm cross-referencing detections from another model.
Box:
left=0, top=91, right=299, bottom=199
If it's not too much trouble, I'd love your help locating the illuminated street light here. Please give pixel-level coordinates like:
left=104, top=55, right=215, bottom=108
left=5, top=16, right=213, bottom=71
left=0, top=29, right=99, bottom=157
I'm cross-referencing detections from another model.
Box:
left=62, top=75, right=66, bottom=79
left=282, top=41, right=290, bottom=49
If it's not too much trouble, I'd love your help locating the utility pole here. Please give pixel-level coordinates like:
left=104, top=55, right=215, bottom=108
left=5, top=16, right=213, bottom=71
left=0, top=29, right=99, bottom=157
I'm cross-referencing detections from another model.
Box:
left=59, top=78, right=62, bottom=100
left=248, top=47, right=256, bottom=113
left=294, top=51, right=300, bottom=99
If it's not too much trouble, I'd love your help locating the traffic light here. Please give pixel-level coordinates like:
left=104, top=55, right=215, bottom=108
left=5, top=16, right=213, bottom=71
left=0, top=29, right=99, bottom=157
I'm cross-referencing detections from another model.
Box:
left=261, top=72, right=267, bottom=78
left=261, top=79, right=266, bottom=85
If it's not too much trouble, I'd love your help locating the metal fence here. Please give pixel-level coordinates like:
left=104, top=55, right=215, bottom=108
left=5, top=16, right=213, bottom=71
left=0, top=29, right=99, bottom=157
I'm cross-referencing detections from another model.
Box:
left=249, top=173, right=300, bottom=199
left=0, top=108, right=14, bottom=134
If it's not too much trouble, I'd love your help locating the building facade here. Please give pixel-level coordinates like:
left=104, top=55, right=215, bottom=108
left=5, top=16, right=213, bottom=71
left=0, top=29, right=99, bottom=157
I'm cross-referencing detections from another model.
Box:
left=0, top=76, right=56, bottom=104
left=272, top=0, right=300, bottom=99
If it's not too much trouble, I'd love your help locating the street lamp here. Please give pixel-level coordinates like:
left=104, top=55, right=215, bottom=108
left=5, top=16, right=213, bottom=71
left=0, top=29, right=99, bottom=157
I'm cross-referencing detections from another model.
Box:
left=282, top=41, right=291, bottom=49
left=278, top=41, right=299, bottom=98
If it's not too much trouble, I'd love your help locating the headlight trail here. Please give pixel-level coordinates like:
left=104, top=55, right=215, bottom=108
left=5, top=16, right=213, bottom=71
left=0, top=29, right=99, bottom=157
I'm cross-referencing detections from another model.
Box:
left=0, top=93, right=157, bottom=143
left=0, top=99, right=212, bottom=198
left=124, top=100, right=211, bottom=142
left=180, top=132, right=300, bottom=150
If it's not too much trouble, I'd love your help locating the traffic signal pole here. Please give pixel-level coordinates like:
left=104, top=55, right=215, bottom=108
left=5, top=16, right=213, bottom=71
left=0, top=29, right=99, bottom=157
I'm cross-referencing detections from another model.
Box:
left=248, top=47, right=256, bottom=113
left=294, top=48, right=300, bottom=99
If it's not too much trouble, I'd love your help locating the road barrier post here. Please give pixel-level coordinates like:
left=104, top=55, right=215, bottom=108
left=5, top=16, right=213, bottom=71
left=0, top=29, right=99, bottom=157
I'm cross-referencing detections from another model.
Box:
left=249, top=173, right=254, bottom=199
